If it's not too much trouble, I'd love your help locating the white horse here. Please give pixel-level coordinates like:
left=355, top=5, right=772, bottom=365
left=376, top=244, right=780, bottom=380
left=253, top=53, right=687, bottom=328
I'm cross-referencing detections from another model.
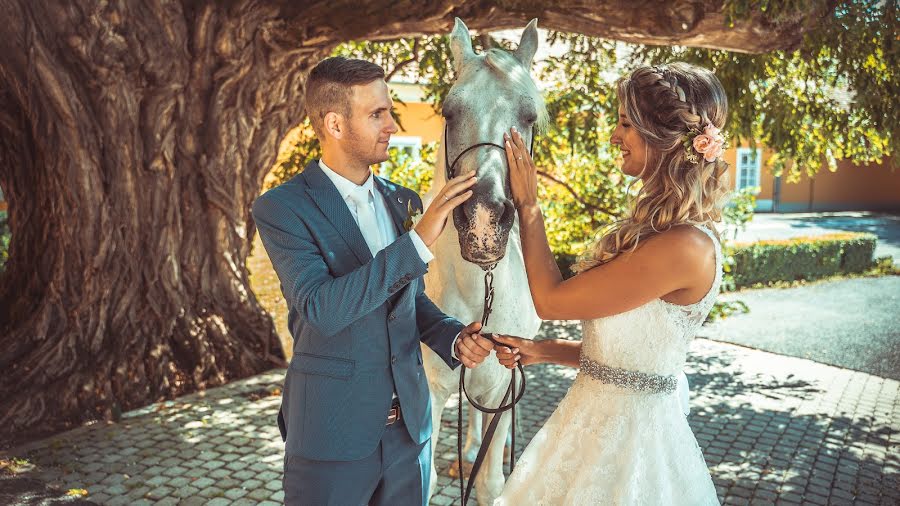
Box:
left=421, top=18, right=545, bottom=505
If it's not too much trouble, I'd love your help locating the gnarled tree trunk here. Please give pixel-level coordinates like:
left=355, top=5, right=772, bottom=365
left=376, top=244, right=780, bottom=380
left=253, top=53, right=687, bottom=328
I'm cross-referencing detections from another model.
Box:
left=0, top=0, right=825, bottom=446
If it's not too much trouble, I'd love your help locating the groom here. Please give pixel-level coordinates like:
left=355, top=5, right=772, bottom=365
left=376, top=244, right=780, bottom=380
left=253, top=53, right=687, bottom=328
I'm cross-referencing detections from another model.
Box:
left=252, top=56, right=494, bottom=505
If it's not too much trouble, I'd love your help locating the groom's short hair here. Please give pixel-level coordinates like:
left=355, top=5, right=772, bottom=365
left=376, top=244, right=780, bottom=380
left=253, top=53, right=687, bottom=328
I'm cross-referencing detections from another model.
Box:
left=305, top=57, right=386, bottom=137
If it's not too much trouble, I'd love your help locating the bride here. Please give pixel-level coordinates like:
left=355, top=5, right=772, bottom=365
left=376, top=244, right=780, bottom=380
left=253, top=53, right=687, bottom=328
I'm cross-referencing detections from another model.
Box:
left=492, top=62, right=727, bottom=505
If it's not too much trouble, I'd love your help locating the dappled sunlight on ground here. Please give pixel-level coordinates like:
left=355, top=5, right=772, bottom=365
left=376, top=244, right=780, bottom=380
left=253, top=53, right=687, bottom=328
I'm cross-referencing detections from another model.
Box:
left=248, top=234, right=292, bottom=360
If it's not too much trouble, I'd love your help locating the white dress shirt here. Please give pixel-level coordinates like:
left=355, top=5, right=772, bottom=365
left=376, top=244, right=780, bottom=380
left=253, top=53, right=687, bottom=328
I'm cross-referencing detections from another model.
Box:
left=318, top=159, right=433, bottom=263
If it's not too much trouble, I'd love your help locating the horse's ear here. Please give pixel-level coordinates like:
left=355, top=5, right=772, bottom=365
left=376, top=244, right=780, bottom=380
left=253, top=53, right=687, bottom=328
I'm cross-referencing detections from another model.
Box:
left=514, top=18, right=539, bottom=68
left=450, top=17, right=474, bottom=73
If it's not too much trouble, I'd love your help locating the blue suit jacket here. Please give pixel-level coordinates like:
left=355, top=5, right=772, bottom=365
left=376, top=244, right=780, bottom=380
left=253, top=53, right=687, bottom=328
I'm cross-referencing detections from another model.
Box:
left=252, top=160, right=462, bottom=461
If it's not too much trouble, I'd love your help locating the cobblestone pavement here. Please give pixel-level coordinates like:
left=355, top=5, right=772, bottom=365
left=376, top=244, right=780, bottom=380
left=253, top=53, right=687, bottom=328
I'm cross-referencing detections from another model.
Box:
left=3, top=321, right=899, bottom=505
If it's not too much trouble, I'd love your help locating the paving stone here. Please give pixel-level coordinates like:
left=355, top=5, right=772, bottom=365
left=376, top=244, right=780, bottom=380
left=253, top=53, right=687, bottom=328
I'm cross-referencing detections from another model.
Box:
left=209, top=468, right=231, bottom=479
left=804, top=492, right=829, bottom=505
left=146, top=485, right=173, bottom=500
left=247, top=487, right=274, bottom=501
left=88, top=492, right=111, bottom=503
left=778, top=492, right=804, bottom=504
left=126, top=486, right=151, bottom=500
left=173, top=485, right=200, bottom=498
left=146, top=475, right=169, bottom=487
left=224, top=487, right=248, bottom=500
left=106, top=496, right=132, bottom=506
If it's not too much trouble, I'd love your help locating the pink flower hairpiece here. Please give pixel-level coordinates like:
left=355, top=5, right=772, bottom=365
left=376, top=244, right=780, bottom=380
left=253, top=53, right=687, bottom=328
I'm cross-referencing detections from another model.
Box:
left=683, top=123, right=726, bottom=164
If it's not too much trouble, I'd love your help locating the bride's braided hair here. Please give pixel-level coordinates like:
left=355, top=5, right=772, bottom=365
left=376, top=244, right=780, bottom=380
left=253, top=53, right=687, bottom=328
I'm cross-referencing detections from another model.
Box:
left=573, top=62, right=731, bottom=272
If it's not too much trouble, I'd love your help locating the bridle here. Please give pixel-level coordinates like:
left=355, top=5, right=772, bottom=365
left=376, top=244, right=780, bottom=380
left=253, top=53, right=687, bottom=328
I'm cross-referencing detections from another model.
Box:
left=443, top=123, right=536, bottom=182
left=444, top=122, right=535, bottom=505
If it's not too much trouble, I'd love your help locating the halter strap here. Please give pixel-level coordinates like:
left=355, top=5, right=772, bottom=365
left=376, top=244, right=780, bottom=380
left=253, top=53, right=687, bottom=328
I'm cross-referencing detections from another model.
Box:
left=443, top=124, right=536, bottom=182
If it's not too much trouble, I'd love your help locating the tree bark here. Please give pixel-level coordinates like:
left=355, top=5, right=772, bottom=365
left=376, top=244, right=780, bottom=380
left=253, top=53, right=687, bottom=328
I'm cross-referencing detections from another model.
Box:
left=0, top=0, right=825, bottom=445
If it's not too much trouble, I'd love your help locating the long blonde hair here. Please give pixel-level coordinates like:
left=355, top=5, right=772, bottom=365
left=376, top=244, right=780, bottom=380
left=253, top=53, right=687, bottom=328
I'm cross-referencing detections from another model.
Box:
left=573, top=62, right=731, bottom=273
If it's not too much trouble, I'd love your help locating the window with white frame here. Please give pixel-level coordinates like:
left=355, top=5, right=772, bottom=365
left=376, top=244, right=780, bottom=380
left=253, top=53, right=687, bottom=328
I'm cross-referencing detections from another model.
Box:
left=386, top=136, right=422, bottom=165
left=736, top=147, right=762, bottom=192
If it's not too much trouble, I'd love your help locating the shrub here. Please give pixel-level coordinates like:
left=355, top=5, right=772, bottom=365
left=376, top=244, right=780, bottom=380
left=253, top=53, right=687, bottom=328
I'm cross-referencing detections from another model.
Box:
left=728, top=232, right=876, bottom=288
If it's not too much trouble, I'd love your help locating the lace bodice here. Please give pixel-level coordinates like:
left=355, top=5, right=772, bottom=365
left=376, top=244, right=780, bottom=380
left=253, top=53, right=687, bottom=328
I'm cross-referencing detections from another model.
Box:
left=580, top=225, right=722, bottom=378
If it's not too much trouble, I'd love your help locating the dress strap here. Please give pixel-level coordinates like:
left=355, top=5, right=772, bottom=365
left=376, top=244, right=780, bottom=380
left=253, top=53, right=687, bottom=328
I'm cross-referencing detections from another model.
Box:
left=689, top=223, right=723, bottom=307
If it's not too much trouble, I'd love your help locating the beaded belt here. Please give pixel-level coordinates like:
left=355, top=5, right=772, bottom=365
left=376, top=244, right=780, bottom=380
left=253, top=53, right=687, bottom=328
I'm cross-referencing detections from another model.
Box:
left=579, top=354, right=677, bottom=394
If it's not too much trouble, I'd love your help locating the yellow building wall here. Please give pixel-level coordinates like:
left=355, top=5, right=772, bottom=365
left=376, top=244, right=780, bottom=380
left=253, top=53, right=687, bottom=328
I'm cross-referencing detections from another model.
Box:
left=394, top=102, right=443, bottom=144
left=723, top=145, right=899, bottom=212
left=775, top=157, right=899, bottom=212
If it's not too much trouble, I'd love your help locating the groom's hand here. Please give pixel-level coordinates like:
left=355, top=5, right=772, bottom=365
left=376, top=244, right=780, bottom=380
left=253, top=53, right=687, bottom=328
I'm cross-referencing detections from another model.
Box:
left=414, top=173, right=477, bottom=247
left=455, top=322, right=494, bottom=369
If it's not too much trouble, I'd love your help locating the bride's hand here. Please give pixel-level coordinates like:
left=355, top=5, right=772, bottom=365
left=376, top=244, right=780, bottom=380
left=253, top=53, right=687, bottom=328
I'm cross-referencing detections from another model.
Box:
left=493, top=334, right=542, bottom=368
left=504, top=127, right=538, bottom=209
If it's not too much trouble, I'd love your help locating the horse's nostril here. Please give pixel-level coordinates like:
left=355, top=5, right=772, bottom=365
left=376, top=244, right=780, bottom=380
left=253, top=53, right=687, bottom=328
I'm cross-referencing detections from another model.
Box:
left=462, top=199, right=476, bottom=222
left=501, top=199, right=516, bottom=223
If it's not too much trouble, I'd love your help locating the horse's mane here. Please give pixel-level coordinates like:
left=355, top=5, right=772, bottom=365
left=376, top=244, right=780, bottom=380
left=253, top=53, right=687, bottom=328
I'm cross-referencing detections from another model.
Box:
left=482, top=49, right=549, bottom=131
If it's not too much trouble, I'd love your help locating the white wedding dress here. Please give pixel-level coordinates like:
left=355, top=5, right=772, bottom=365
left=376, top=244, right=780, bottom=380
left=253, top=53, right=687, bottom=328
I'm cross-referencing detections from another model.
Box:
left=495, top=225, right=722, bottom=505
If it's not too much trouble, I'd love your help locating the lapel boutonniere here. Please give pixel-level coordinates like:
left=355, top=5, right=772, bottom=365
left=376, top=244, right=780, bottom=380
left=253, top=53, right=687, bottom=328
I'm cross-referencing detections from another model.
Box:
left=403, top=200, right=423, bottom=232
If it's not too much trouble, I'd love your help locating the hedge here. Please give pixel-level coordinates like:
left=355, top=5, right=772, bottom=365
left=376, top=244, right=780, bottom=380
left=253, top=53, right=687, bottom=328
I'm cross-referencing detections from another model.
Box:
left=728, top=232, right=877, bottom=288
left=553, top=232, right=878, bottom=288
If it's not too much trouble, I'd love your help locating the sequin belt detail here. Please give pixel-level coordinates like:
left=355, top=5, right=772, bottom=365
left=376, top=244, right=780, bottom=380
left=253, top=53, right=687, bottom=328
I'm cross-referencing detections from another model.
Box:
left=578, top=354, right=677, bottom=394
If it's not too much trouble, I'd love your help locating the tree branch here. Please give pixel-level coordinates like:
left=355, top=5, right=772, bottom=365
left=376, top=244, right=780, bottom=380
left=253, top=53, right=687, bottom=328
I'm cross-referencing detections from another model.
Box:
left=384, top=38, right=420, bottom=82
left=479, top=32, right=495, bottom=50
left=537, top=169, right=618, bottom=217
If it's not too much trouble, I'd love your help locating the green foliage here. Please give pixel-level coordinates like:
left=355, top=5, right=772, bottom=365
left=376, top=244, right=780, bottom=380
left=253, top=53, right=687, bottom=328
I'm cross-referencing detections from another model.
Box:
left=379, top=142, right=437, bottom=195
left=722, top=187, right=757, bottom=240
left=710, top=187, right=758, bottom=318
left=729, top=232, right=877, bottom=288
left=266, top=120, right=320, bottom=189
left=635, top=0, right=897, bottom=180
left=707, top=299, right=750, bottom=322
left=872, top=255, right=900, bottom=275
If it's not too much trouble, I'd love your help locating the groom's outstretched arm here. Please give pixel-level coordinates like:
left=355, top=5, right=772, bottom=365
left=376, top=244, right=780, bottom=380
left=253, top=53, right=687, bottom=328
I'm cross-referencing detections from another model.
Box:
left=252, top=191, right=426, bottom=338
left=415, top=281, right=464, bottom=369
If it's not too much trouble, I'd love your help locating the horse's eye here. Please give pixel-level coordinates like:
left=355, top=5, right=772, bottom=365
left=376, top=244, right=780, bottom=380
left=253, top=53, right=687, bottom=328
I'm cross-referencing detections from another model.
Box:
left=442, top=104, right=456, bottom=121
left=522, top=110, right=537, bottom=124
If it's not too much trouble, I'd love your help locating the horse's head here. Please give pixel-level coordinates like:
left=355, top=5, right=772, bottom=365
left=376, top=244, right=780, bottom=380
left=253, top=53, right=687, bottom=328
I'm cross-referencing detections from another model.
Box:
left=442, top=18, right=546, bottom=267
